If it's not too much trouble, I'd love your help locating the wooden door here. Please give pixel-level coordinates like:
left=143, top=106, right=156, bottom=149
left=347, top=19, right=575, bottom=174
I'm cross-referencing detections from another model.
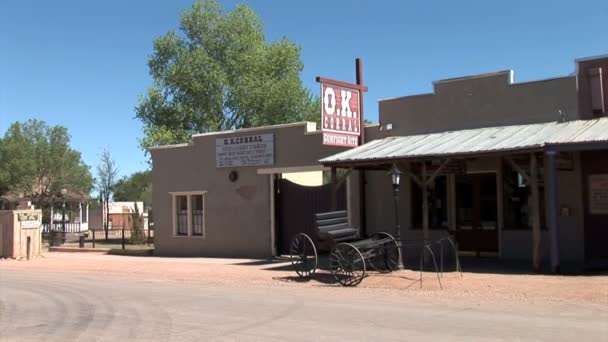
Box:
left=455, top=173, right=499, bottom=253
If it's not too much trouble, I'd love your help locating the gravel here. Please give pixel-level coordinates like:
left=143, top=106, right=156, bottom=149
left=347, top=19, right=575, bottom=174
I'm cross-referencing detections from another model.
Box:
left=2, top=252, right=606, bottom=308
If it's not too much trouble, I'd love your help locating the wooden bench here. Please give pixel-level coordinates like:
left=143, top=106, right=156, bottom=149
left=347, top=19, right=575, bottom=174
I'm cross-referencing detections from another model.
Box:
left=314, top=210, right=358, bottom=243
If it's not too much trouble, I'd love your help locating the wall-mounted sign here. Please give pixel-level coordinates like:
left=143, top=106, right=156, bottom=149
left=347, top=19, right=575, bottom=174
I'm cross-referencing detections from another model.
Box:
left=18, top=213, right=41, bottom=229
left=216, top=133, right=274, bottom=168
left=321, top=83, right=361, bottom=147
left=589, top=174, right=608, bottom=215
left=556, top=152, right=574, bottom=171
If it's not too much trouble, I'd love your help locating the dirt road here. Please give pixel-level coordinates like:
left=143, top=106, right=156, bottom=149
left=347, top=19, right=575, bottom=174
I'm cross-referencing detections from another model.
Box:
left=1, top=253, right=606, bottom=341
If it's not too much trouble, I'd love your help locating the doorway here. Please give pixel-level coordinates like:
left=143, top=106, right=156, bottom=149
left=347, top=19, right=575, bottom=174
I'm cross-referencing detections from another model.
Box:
left=455, top=173, right=499, bottom=254
left=581, top=150, right=608, bottom=260
left=275, top=178, right=346, bottom=255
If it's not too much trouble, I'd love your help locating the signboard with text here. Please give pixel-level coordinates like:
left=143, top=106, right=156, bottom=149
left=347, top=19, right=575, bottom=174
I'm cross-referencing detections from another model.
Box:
left=18, top=212, right=41, bottom=229
left=321, top=83, right=361, bottom=147
left=216, top=134, right=274, bottom=168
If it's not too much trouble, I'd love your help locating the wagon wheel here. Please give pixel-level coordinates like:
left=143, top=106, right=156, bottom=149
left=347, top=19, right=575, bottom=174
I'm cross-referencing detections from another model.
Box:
left=330, top=243, right=366, bottom=286
left=368, top=232, right=400, bottom=273
left=289, top=233, right=317, bottom=278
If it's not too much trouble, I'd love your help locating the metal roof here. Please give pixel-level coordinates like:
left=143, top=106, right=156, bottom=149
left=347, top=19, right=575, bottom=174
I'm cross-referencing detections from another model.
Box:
left=320, top=117, right=608, bottom=166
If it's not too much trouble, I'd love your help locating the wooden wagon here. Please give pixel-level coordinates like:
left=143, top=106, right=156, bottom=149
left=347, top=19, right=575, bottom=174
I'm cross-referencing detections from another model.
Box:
left=289, top=210, right=400, bottom=286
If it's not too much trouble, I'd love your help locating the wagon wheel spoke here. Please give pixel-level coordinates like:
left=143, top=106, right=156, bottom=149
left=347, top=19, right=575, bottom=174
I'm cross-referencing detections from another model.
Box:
left=289, top=233, right=317, bottom=278
left=368, top=232, right=401, bottom=273
left=330, top=243, right=366, bottom=286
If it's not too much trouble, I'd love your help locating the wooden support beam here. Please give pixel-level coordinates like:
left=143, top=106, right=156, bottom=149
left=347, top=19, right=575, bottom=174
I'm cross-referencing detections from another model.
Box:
left=406, top=171, right=423, bottom=187
left=546, top=151, right=560, bottom=273
left=330, top=167, right=337, bottom=211
left=529, top=153, right=542, bottom=272
left=335, top=168, right=353, bottom=188
left=424, top=158, right=452, bottom=186
left=422, top=162, right=429, bottom=241
left=505, top=156, right=530, bottom=182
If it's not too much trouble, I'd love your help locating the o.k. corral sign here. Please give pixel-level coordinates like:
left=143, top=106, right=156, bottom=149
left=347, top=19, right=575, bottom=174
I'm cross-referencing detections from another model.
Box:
left=321, top=83, right=361, bottom=147
left=317, top=58, right=368, bottom=148
left=216, top=133, right=274, bottom=168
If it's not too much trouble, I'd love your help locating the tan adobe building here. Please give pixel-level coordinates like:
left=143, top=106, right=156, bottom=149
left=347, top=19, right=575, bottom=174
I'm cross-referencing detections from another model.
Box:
left=151, top=55, right=608, bottom=270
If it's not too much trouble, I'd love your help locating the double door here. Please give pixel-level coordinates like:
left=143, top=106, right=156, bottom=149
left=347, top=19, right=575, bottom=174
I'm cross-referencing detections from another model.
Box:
left=455, top=173, right=499, bottom=253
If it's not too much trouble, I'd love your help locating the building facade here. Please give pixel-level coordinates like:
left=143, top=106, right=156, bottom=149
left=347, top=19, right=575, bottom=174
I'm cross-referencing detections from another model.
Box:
left=151, top=55, right=608, bottom=268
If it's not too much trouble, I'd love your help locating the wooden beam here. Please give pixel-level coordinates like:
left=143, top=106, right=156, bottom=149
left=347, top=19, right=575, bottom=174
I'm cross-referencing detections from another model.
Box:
left=330, top=167, right=337, bottom=211
left=424, top=159, right=452, bottom=186
left=529, top=153, right=541, bottom=272
left=315, top=76, right=369, bottom=92
left=335, top=168, right=353, bottom=188
left=406, top=171, right=423, bottom=187
left=422, top=162, right=429, bottom=241
left=505, top=156, right=530, bottom=182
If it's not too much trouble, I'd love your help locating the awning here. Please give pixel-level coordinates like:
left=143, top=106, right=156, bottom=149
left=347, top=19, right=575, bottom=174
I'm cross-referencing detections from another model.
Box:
left=320, top=117, right=608, bottom=167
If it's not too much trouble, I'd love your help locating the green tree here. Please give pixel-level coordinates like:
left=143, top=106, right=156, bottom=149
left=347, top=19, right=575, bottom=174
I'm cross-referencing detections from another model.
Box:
left=136, top=0, right=319, bottom=152
left=0, top=120, right=93, bottom=207
left=113, top=170, right=152, bottom=207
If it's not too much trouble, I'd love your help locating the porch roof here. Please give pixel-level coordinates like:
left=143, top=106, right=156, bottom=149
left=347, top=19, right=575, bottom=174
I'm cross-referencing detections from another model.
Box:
left=320, top=117, right=608, bottom=167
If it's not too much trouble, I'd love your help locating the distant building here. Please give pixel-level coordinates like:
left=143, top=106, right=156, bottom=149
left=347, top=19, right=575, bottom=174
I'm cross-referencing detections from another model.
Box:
left=89, top=201, right=149, bottom=231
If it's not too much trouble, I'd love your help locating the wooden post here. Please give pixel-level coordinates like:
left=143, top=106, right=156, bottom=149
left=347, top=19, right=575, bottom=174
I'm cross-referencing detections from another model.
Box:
left=49, top=204, right=54, bottom=232
left=330, top=167, right=337, bottom=211
left=422, top=162, right=429, bottom=242
left=530, top=153, right=541, bottom=272
left=546, top=151, right=560, bottom=272
left=356, top=58, right=367, bottom=238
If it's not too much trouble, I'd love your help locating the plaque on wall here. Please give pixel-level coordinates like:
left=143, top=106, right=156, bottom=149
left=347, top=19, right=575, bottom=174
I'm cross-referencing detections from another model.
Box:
left=215, top=133, right=274, bottom=168
left=556, top=152, right=574, bottom=171
left=18, top=212, right=41, bottom=229
left=589, top=174, right=608, bottom=215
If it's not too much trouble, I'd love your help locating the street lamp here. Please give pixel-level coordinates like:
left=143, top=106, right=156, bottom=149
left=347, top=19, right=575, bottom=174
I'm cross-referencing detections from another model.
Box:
left=388, top=164, right=404, bottom=270
left=388, top=164, right=402, bottom=240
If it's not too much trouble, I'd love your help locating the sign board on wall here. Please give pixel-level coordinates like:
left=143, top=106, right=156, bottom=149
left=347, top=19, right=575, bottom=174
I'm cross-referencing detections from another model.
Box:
left=589, top=174, right=608, bottom=214
left=216, top=133, right=274, bottom=168
left=18, top=212, right=41, bottom=229
left=321, top=83, right=361, bottom=147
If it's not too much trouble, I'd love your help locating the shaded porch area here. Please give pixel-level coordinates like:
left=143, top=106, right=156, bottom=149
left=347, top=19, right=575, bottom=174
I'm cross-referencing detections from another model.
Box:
left=320, top=118, right=608, bottom=272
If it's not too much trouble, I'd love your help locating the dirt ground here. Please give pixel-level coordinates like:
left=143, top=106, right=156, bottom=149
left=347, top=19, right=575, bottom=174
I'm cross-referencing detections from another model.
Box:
left=1, top=252, right=606, bottom=308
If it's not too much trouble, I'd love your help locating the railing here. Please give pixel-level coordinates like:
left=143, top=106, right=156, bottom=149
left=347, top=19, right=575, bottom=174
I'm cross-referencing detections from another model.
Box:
left=46, top=228, right=154, bottom=249
left=41, top=223, right=85, bottom=233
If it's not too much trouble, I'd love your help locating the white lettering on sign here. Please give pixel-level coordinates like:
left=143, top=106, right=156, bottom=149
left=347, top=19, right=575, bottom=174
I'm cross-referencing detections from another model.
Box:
left=339, top=90, right=354, bottom=118
left=216, top=133, right=274, bottom=168
left=322, top=132, right=359, bottom=147
left=21, top=220, right=40, bottom=229
left=323, top=86, right=336, bottom=115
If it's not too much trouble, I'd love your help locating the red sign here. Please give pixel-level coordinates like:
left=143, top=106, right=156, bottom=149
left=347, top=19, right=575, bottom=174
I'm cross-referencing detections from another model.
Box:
left=321, top=83, right=361, bottom=147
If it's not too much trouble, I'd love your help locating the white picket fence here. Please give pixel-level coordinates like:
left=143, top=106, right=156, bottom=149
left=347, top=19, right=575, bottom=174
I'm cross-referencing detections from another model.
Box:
left=41, top=223, right=87, bottom=233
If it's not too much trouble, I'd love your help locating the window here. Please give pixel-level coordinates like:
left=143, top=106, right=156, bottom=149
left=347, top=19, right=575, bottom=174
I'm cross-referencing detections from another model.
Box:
left=171, top=191, right=206, bottom=237
left=82, top=204, right=88, bottom=223
left=191, top=195, right=204, bottom=236
left=176, top=195, right=188, bottom=235
left=411, top=176, right=448, bottom=229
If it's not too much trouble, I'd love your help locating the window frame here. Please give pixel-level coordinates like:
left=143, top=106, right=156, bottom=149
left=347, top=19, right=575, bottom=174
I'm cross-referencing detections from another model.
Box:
left=170, top=191, right=207, bottom=238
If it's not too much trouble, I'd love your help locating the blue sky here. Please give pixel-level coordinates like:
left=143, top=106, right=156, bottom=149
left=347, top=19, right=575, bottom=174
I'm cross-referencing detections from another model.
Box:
left=1, top=0, right=606, bottom=179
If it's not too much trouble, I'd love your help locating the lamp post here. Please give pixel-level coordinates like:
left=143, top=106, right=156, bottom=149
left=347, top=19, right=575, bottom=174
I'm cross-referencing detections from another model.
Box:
left=388, top=164, right=404, bottom=270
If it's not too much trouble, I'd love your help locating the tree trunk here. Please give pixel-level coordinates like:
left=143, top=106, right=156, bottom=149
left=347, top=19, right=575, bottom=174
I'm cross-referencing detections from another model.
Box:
left=105, top=199, right=109, bottom=240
